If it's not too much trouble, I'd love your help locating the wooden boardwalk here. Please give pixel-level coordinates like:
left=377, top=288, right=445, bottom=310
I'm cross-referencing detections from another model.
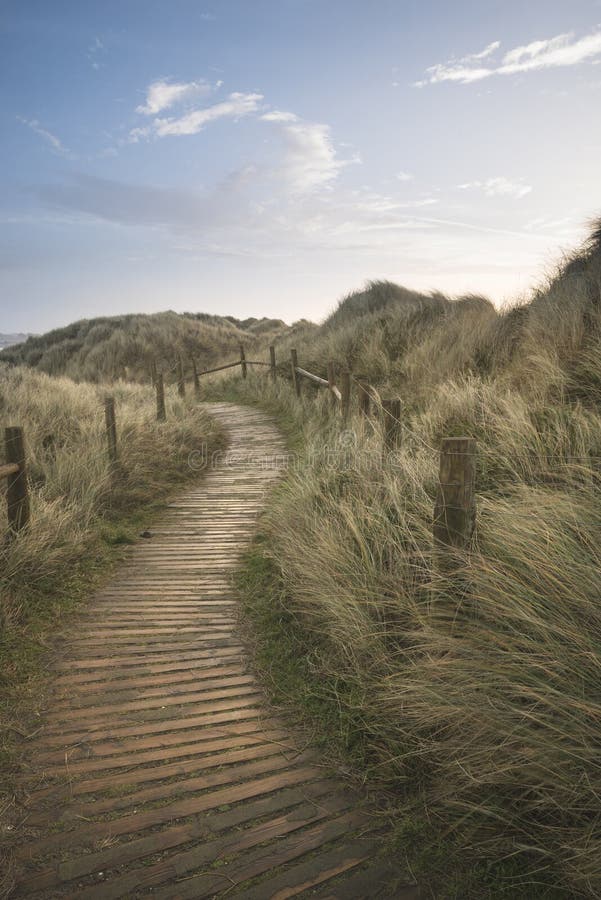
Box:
left=12, top=404, right=418, bottom=899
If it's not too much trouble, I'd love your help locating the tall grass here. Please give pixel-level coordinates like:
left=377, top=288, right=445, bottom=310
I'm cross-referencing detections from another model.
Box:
left=206, top=226, right=601, bottom=896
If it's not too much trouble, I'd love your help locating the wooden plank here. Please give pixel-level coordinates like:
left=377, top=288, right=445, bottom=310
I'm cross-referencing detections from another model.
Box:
left=35, top=704, right=265, bottom=748
left=34, top=728, right=288, bottom=773
left=17, top=766, right=325, bottom=858
left=145, top=811, right=370, bottom=900
left=22, top=781, right=339, bottom=897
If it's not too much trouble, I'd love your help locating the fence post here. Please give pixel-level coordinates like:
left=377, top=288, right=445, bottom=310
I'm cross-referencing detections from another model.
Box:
left=240, top=344, right=247, bottom=379
left=104, top=396, right=118, bottom=467
left=191, top=358, right=201, bottom=398
left=156, top=372, right=166, bottom=422
left=5, top=426, right=30, bottom=534
left=358, top=382, right=370, bottom=417
left=269, top=345, right=276, bottom=381
left=150, top=359, right=157, bottom=387
left=177, top=357, right=186, bottom=398
left=433, top=437, right=476, bottom=554
left=382, top=398, right=402, bottom=454
left=290, top=349, right=300, bottom=397
left=341, top=369, right=351, bottom=423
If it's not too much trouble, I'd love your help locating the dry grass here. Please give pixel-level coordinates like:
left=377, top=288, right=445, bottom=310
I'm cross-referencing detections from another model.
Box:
left=206, top=227, right=601, bottom=896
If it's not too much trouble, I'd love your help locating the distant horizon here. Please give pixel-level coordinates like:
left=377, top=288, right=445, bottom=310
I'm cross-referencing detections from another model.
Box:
left=3, top=0, right=601, bottom=332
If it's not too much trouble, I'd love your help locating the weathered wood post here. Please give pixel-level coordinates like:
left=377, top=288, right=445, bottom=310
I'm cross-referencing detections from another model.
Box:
left=177, top=357, right=186, bottom=398
left=104, top=396, right=118, bottom=468
left=239, top=344, right=247, bottom=379
left=382, top=398, right=402, bottom=454
left=433, top=437, right=476, bottom=555
left=290, top=349, right=300, bottom=397
left=5, top=427, right=30, bottom=533
left=191, top=358, right=201, bottom=398
left=341, top=369, right=351, bottom=423
left=358, top=382, right=370, bottom=417
left=156, top=372, right=166, bottom=422
left=150, top=359, right=158, bottom=387
left=269, top=345, right=276, bottom=382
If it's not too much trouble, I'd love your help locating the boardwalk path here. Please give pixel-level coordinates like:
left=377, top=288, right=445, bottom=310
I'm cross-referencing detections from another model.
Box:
left=14, top=404, right=418, bottom=899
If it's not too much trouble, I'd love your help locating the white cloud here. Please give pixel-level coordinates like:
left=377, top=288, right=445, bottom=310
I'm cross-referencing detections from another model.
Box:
left=17, top=117, right=72, bottom=156
left=260, top=110, right=299, bottom=123
left=460, top=40, right=501, bottom=63
left=269, top=119, right=358, bottom=194
left=136, top=79, right=213, bottom=115
left=458, top=177, right=532, bottom=199
left=127, top=82, right=353, bottom=195
left=416, top=29, right=601, bottom=86
left=151, top=92, right=263, bottom=137
left=396, top=171, right=414, bottom=182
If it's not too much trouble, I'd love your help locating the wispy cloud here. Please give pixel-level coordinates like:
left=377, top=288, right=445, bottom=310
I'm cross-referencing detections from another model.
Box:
left=458, top=177, right=532, bottom=199
left=87, top=36, right=105, bottom=71
left=17, top=117, right=72, bottom=157
left=460, top=40, right=501, bottom=64
left=136, top=79, right=213, bottom=115
left=130, top=91, right=263, bottom=141
left=416, top=29, right=601, bottom=86
left=154, top=92, right=263, bottom=136
left=259, top=110, right=359, bottom=194
left=129, top=84, right=354, bottom=196
left=396, top=170, right=414, bottom=182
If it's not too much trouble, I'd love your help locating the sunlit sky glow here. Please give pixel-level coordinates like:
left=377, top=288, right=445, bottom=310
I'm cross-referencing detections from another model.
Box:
left=3, top=0, right=601, bottom=331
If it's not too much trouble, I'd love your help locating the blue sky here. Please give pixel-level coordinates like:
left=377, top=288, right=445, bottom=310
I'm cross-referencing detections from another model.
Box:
left=3, top=0, right=601, bottom=331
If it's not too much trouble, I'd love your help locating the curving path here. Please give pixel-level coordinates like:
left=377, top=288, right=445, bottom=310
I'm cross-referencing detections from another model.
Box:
left=13, top=404, right=419, bottom=899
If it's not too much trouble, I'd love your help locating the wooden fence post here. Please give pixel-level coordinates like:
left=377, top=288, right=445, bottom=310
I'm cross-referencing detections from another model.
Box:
left=341, top=369, right=351, bottom=423
left=177, top=357, right=186, bottom=398
left=5, top=426, right=30, bottom=533
left=433, top=437, right=476, bottom=553
left=290, top=349, right=300, bottom=397
left=240, top=344, right=247, bottom=379
left=382, top=398, right=402, bottom=454
left=269, top=345, right=276, bottom=381
left=191, top=358, right=201, bottom=398
left=150, top=359, right=157, bottom=387
left=104, top=396, right=118, bottom=467
left=156, top=373, right=166, bottom=422
left=358, top=382, right=370, bottom=417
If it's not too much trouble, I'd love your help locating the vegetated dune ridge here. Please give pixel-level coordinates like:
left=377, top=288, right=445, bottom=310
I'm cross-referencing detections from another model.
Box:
left=0, top=311, right=304, bottom=382
left=203, top=221, right=601, bottom=897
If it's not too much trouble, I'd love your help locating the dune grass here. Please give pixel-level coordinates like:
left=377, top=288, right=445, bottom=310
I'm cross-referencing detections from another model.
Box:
left=202, top=227, right=601, bottom=897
